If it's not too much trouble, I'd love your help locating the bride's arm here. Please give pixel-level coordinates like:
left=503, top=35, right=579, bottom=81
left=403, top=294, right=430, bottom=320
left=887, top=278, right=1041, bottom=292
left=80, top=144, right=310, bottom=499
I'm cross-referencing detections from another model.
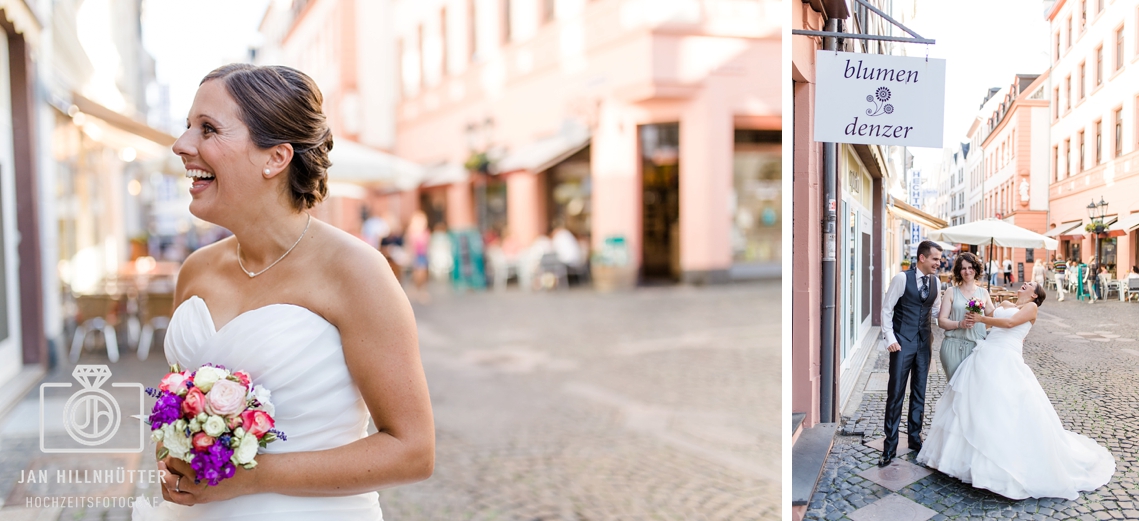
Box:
left=970, top=302, right=1037, bottom=329
left=257, top=242, right=434, bottom=496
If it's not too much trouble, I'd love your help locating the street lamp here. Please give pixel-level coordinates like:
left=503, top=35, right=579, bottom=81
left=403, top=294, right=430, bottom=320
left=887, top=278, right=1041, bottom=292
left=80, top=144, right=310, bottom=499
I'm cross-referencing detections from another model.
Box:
left=1086, top=196, right=1109, bottom=294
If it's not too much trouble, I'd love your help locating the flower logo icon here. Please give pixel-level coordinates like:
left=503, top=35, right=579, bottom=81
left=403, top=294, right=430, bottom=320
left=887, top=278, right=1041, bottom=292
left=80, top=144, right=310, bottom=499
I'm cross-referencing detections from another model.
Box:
left=866, top=86, right=894, bottom=117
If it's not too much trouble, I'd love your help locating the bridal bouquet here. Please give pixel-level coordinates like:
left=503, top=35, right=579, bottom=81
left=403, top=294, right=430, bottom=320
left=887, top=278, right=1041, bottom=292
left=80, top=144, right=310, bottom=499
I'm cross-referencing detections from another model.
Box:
left=146, top=364, right=286, bottom=485
left=965, top=298, right=984, bottom=314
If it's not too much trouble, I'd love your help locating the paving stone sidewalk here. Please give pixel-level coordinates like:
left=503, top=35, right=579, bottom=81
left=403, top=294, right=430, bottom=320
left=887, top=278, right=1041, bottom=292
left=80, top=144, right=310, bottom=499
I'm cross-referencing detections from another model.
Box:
left=0, top=282, right=780, bottom=520
left=806, top=292, right=1139, bottom=521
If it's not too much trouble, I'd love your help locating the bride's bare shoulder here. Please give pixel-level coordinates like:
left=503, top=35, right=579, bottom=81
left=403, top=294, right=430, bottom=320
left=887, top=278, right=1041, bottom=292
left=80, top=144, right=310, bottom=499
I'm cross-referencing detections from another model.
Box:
left=175, top=237, right=236, bottom=302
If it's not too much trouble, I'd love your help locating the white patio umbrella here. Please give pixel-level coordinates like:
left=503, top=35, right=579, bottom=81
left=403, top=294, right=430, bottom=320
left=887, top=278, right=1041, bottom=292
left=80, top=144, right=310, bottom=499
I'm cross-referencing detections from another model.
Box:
left=925, top=219, right=1058, bottom=289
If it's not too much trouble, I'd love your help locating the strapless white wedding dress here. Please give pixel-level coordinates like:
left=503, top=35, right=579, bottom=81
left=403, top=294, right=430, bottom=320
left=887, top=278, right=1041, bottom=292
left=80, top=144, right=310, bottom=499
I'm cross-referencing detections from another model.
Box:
left=916, top=306, right=1115, bottom=500
left=133, top=296, right=383, bottom=520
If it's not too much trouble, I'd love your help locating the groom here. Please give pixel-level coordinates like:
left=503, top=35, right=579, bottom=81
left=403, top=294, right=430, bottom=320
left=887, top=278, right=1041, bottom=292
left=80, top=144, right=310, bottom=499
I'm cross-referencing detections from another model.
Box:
left=878, top=240, right=943, bottom=467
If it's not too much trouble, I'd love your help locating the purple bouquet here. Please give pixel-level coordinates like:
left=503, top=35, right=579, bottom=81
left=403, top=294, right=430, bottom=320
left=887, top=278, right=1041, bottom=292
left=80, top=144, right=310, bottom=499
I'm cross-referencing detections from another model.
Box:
left=965, top=298, right=984, bottom=314
left=146, top=364, right=285, bottom=486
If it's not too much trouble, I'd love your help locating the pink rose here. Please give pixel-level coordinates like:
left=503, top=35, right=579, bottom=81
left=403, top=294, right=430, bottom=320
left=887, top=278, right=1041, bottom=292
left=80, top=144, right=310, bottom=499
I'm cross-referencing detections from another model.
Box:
left=182, top=387, right=206, bottom=417
left=233, top=371, right=252, bottom=388
left=240, top=410, right=275, bottom=438
left=192, top=432, right=215, bottom=453
left=205, top=379, right=248, bottom=417
left=227, top=415, right=243, bottom=430
left=159, top=372, right=189, bottom=394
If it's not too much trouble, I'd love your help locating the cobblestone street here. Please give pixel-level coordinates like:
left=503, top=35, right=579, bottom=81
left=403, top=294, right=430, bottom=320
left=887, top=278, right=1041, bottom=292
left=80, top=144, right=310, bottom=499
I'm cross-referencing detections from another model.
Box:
left=0, top=282, right=779, bottom=520
left=806, top=292, right=1139, bottom=520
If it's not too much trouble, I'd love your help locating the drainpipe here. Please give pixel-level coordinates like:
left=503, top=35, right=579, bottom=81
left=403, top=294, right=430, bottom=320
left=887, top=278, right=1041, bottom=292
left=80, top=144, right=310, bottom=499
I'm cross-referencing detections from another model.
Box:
left=819, top=17, right=839, bottom=424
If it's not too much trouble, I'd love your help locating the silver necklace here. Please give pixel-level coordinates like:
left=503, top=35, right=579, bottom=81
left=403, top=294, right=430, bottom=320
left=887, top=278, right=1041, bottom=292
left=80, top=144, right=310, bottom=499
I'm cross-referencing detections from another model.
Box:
left=237, top=214, right=312, bottom=278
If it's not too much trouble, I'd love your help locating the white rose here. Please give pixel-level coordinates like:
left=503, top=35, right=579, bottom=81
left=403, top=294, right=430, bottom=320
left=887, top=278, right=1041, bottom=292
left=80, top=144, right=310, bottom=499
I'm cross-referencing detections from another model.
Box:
left=162, top=424, right=192, bottom=460
left=203, top=415, right=227, bottom=437
left=193, top=366, right=228, bottom=393
left=251, top=385, right=274, bottom=416
left=233, top=432, right=260, bottom=465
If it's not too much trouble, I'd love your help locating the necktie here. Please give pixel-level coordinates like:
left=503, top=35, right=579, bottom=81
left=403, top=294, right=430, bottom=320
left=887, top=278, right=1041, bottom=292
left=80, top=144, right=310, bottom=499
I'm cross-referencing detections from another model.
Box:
left=920, top=275, right=929, bottom=300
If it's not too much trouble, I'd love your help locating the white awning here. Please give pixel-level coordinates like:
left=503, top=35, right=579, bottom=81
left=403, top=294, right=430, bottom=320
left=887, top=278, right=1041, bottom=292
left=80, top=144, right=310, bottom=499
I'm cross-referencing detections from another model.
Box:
left=886, top=199, right=947, bottom=230
left=420, top=162, right=469, bottom=187
left=327, top=140, right=423, bottom=190
left=1109, top=212, right=1139, bottom=234
left=494, top=121, right=590, bottom=174
left=1044, top=220, right=1083, bottom=238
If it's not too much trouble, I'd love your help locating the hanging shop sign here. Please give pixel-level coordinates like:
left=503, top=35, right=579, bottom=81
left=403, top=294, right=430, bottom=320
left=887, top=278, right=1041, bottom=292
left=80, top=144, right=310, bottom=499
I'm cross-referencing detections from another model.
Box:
left=814, top=50, right=946, bottom=148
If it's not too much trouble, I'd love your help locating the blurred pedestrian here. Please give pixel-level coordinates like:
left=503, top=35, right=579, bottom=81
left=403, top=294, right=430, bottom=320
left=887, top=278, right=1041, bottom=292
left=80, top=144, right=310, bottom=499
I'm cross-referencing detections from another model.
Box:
left=1053, top=256, right=1068, bottom=301
left=428, top=222, right=453, bottom=281
left=1002, top=257, right=1013, bottom=285
left=407, top=211, right=431, bottom=302
left=1032, top=259, right=1046, bottom=288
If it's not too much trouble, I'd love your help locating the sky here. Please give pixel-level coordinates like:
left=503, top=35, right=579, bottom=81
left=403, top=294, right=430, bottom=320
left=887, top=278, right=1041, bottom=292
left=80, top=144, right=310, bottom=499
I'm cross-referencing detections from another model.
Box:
left=140, top=0, right=272, bottom=129
left=903, top=0, right=1053, bottom=177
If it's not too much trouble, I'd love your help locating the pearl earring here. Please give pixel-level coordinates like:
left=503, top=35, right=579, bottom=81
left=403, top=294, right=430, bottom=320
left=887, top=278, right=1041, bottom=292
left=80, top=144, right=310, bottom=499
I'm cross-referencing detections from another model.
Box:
left=263, top=168, right=271, bottom=175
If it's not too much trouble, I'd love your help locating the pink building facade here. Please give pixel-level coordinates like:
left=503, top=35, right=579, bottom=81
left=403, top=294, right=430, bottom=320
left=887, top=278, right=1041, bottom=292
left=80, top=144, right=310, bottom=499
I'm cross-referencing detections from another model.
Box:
left=979, top=74, right=1052, bottom=281
left=1047, top=0, right=1139, bottom=277
left=392, top=0, right=782, bottom=284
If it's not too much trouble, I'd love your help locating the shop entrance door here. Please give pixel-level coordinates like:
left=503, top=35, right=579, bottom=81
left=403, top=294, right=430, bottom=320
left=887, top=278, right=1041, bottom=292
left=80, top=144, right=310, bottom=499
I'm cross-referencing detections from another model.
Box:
left=640, top=124, right=680, bottom=281
left=0, top=28, right=21, bottom=385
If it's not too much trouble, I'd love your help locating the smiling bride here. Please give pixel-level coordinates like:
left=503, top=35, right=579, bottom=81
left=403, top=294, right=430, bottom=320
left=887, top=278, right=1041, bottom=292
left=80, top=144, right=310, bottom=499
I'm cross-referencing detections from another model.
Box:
left=134, top=64, right=434, bottom=520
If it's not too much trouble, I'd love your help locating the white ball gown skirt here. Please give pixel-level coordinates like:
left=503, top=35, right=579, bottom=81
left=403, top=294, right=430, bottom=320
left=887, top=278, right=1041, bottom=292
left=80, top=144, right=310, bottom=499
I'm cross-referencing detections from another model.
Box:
left=916, top=308, right=1115, bottom=500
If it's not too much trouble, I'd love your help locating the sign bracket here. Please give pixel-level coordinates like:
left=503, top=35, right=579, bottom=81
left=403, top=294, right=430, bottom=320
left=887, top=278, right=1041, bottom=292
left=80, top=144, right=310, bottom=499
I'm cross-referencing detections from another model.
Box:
left=792, top=0, right=935, bottom=45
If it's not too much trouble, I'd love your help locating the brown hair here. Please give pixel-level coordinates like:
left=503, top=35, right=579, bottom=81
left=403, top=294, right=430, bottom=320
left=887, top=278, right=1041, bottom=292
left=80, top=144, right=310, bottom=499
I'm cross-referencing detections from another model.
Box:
left=1030, top=282, right=1046, bottom=306
left=952, top=252, right=984, bottom=285
left=201, top=64, right=332, bottom=210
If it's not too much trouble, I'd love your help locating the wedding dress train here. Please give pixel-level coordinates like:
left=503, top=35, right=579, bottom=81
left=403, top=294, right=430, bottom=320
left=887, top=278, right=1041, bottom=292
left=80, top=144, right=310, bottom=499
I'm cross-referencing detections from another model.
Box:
left=916, top=306, right=1115, bottom=500
left=133, top=296, right=383, bottom=520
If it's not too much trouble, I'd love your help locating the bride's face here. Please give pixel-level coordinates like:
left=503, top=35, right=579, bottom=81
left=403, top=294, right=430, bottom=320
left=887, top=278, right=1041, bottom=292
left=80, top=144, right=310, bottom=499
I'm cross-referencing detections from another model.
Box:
left=172, top=80, right=270, bottom=223
left=1017, top=281, right=1038, bottom=301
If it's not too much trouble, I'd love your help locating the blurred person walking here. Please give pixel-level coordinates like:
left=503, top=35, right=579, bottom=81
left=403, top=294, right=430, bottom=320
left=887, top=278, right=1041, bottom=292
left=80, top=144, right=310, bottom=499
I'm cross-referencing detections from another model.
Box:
left=1053, top=256, right=1068, bottom=301
left=407, top=210, right=431, bottom=303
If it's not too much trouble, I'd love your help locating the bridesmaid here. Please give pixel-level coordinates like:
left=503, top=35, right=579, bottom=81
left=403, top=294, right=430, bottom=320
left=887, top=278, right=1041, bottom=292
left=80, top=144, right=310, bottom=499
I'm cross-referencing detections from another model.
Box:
left=937, top=252, right=995, bottom=382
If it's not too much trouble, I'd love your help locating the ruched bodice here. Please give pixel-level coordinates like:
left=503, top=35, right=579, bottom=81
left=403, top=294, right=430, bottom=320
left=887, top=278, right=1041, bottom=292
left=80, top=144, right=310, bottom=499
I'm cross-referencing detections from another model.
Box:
left=981, top=306, right=1032, bottom=352
left=135, top=296, right=382, bottom=520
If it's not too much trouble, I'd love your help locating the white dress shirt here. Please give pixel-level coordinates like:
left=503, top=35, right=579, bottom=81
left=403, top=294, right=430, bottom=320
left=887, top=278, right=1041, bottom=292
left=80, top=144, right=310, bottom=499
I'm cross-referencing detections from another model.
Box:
left=881, top=270, right=941, bottom=347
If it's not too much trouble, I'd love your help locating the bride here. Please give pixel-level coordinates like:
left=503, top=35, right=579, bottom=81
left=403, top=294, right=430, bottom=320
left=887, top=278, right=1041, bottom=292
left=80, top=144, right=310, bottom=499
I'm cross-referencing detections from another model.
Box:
left=136, top=64, right=434, bottom=519
left=916, top=281, right=1115, bottom=500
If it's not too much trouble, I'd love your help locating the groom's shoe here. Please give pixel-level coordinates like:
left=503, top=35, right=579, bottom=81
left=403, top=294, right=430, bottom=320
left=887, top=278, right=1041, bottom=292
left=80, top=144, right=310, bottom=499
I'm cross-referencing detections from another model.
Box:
left=908, top=441, right=923, bottom=454
left=878, top=450, right=895, bottom=468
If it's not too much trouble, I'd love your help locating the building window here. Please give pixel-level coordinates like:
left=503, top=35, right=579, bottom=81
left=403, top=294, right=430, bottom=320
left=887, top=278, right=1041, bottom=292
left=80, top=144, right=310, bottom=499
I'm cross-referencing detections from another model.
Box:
left=1056, top=32, right=1062, bottom=61
left=1098, top=0, right=1104, bottom=15
left=1053, top=145, right=1059, bottom=182
left=1064, top=138, right=1071, bottom=178
left=502, top=0, right=512, bottom=44
left=543, top=0, right=556, bottom=24
left=469, top=0, right=478, bottom=62
left=1068, top=17, right=1073, bottom=48
left=1066, top=75, right=1072, bottom=110
left=1080, top=0, right=1086, bottom=33
left=1054, top=87, right=1060, bottom=119
left=1096, top=120, right=1103, bottom=165
left=1115, top=107, right=1123, bottom=158
left=441, top=7, right=449, bottom=76
left=1097, top=45, right=1104, bottom=85
left=1079, top=131, right=1086, bottom=172
left=1116, top=27, right=1125, bottom=71
left=1079, top=62, right=1086, bottom=99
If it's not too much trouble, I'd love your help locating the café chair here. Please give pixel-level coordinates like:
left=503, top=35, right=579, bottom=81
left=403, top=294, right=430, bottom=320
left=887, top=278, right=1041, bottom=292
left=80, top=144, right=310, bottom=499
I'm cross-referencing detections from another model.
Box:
left=70, top=294, right=122, bottom=363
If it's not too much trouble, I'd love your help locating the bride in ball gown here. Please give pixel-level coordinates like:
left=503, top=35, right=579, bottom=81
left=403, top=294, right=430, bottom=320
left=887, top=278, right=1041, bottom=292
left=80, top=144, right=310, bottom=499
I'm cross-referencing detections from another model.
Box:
left=134, top=64, right=434, bottom=519
left=916, top=281, right=1115, bottom=500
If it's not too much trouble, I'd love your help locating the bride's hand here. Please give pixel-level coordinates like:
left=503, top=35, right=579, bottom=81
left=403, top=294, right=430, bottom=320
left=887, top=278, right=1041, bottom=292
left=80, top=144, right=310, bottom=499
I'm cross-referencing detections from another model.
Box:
left=157, top=446, right=263, bottom=506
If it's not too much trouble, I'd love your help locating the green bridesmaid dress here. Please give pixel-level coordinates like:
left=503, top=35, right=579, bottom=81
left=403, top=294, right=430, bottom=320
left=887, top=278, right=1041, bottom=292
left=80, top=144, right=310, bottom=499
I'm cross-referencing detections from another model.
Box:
left=940, top=285, right=988, bottom=382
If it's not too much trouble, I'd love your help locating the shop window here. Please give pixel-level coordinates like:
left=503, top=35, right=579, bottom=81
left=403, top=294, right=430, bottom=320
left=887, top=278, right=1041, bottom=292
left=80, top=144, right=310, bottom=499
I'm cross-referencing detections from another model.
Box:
left=545, top=146, right=591, bottom=242
left=732, top=129, right=781, bottom=264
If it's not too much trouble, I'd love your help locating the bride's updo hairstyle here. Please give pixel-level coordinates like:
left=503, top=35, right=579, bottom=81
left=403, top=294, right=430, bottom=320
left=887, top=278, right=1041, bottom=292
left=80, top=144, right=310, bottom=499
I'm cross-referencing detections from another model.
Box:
left=952, top=252, right=983, bottom=285
left=1030, top=283, right=1047, bottom=306
left=201, top=64, right=332, bottom=211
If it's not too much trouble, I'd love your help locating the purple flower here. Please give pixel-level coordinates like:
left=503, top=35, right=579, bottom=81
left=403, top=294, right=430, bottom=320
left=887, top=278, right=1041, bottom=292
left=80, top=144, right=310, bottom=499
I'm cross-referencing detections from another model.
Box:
left=148, top=391, right=184, bottom=429
left=190, top=439, right=237, bottom=486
